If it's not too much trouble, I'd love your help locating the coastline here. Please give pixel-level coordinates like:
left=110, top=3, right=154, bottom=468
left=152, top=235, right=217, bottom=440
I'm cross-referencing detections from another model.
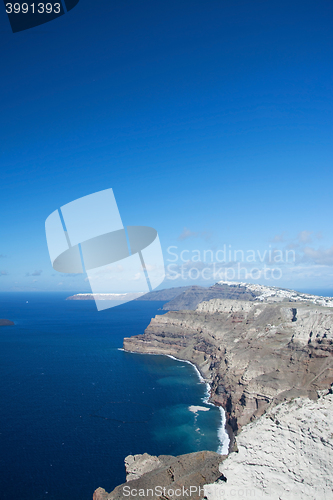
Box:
left=100, top=290, right=333, bottom=499
left=119, top=348, right=230, bottom=455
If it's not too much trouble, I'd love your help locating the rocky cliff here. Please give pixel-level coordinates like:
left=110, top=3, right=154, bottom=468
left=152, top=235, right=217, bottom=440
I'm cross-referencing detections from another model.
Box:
left=67, top=281, right=333, bottom=310
left=136, top=286, right=199, bottom=302
left=93, top=450, right=225, bottom=500
left=94, top=285, right=333, bottom=499
left=65, top=284, right=250, bottom=306
left=204, top=390, right=333, bottom=500
left=161, top=283, right=259, bottom=311
left=93, top=392, right=333, bottom=500
left=123, top=297, right=333, bottom=432
left=162, top=280, right=333, bottom=311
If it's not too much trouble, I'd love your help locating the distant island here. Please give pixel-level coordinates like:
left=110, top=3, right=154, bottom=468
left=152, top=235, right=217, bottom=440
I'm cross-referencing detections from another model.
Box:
left=0, top=319, right=14, bottom=326
left=66, top=292, right=145, bottom=301
left=66, top=287, right=194, bottom=303
left=67, top=281, right=333, bottom=310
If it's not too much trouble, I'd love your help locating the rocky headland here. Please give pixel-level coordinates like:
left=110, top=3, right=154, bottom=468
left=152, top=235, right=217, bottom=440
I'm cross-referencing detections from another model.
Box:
left=160, top=282, right=259, bottom=311
left=94, top=451, right=225, bottom=500
left=94, top=283, right=333, bottom=499
left=67, top=281, right=333, bottom=311
left=161, top=281, right=333, bottom=311
left=124, top=295, right=333, bottom=432
left=65, top=285, right=220, bottom=304
left=94, top=389, right=333, bottom=500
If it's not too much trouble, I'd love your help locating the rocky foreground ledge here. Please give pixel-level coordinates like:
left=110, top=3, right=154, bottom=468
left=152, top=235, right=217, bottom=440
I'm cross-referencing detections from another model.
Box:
left=94, top=390, right=333, bottom=500
left=94, top=451, right=225, bottom=500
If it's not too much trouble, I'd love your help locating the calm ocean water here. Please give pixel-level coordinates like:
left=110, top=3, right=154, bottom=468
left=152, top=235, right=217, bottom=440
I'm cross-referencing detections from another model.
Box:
left=0, top=293, right=223, bottom=500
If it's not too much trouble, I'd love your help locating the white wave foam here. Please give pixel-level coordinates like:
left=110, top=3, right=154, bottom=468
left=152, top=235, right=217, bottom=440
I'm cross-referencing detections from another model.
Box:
left=165, top=355, right=230, bottom=455
left=217, top=406, right=230, bottom=455
left=203, top=382, right=211, bottom=404
left=165, top=355, right=205, bottom=382
left=121, top=349, right=230, bottom=455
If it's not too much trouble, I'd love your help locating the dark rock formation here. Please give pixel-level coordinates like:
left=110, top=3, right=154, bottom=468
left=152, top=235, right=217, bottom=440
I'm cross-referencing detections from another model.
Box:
left=93, top=451, right=225, bottom=500
left=162, top=283, right=259, bottom=311
left=0, top=319, right=14, bottom=326
left=66, top=282, right=259, bottom=308
left=136, top=286, right=196, bottom=302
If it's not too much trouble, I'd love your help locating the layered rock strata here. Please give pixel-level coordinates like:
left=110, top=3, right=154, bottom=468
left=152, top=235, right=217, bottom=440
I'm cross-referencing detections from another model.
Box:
left=218, top=280, right=333, bottom=307
left=123, top=299, right=333, bottom=432
left=161, top=283, right=259, bottom=311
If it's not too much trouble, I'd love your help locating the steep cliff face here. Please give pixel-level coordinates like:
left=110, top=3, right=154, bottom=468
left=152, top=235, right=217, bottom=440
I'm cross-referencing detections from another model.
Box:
left=123, top=299, right=333, bottom=432
left=204, top=391, right=333, bottom=500
left=161, top=283, right=259, bottom=311
left=94, top=393, right=333, bottom=500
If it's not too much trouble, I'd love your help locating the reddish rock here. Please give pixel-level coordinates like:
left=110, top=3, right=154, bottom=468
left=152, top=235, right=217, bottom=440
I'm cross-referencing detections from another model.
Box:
left=93, top=487, right=109, bottom=500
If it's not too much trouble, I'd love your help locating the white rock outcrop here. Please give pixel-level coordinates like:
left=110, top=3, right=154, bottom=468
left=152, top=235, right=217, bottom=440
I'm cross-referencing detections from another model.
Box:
left=204, top=392, right=333, bottom=500
left=124, top=453, right=162, bottom=481
left=197, top=299, right=255, bottom=314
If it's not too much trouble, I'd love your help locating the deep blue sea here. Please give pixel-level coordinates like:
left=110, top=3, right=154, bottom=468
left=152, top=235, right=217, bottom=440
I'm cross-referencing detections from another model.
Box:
left=0, top=293, right=223, bottom=500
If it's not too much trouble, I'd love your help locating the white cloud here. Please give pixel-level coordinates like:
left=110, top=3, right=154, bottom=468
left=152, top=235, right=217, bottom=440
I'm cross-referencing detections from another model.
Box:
left=270, top=232, right=287, bottom=243
left=297, top=231, right=313, bottom=244
left=303, top=246, right=333, bottom=266
left=26, top=270, right=43, bottom=277
left=32, top=270, right=42, bottom=276
left=178, top=227, right=212, bottom=241
left=178, top=227, right=198, bottom=240
left=285, top=242, right=299, bottom=250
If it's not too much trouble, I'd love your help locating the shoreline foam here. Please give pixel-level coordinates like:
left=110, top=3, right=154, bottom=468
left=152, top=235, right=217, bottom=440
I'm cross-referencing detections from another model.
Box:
left=120, top=348, right=230, bottom=455
left=165, top=354, right=230, bottom=455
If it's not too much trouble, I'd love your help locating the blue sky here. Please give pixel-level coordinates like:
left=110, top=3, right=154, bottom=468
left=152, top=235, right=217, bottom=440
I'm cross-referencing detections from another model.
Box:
left=0, top=0, right=332, bottom=293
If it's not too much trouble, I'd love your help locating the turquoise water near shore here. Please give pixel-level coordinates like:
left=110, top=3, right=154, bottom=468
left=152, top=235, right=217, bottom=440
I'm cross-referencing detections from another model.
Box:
left=0, top=293, right=224, bottom=500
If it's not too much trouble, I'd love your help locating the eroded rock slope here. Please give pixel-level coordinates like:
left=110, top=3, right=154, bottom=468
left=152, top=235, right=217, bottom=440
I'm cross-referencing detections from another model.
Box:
left=124, top=298, right=333, bottom=432
left=204, top=391, right=333, bottom=500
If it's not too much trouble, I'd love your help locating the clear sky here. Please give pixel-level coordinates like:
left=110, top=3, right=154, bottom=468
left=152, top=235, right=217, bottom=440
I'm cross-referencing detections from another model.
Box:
left=0, top=0, right=332, bottom=294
